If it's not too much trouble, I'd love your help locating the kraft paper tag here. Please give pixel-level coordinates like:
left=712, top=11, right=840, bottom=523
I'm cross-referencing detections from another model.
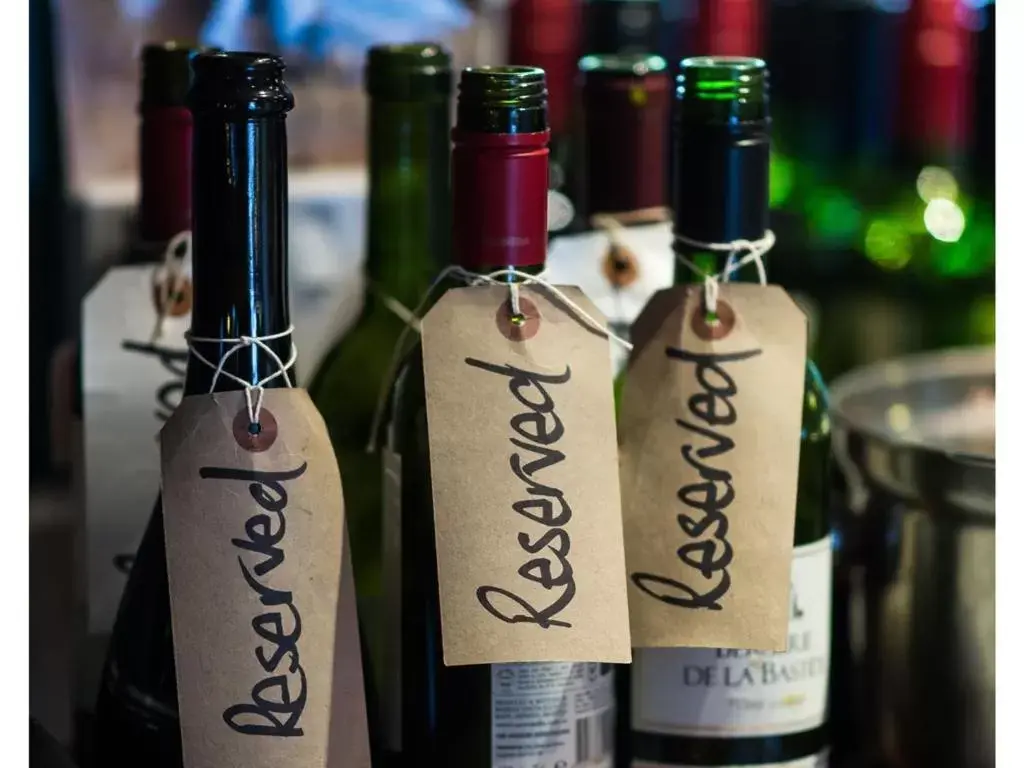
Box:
left=618, top=284, right=806, bottom=652
left=161, top=388, right=370, bottom=768
left=421, top=284, right=632, bottom=667
left=82, top=264, right=190, bottom=633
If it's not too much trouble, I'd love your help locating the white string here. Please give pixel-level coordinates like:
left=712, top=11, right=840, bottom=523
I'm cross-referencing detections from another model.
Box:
left=674, top=230, right=775, bottom=317
left=186, top=326, right=297, bottom=426
left=149, top=230, right=193, bottom=343
left=379, top=294, right=422, bottom=332
left=365, top=264, right=634, bottom=453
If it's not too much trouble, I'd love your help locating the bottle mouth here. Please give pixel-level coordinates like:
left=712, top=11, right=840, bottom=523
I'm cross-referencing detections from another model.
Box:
left=459, top=66, right=547, bottom=107
left=579, top=53, right=668, bottom=77
left=456, top=66, right=548, bottom=134
left=676, top=56, right=769, bottom=122
left=189, top=51, right=294, bottom=118
left=364, top=42, right=452, bottom=100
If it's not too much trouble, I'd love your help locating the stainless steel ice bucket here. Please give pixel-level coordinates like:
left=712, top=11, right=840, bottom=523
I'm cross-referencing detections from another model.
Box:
left=830, top=346, right=995, bottom=768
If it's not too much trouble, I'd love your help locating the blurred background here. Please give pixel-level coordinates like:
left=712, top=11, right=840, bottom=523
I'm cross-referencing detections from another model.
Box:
left=28, top=0, right=995, bottom=754
left=30, top=0, right=996, bottom=477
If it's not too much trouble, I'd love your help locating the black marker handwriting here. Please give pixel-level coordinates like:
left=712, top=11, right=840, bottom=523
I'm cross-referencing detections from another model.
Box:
left=121, top=339, right=187, bottom=422
left=465, top=359, right=576, bottom=629
left=632, top=346, right=762, bottom=611
left=199, top=462, right=310, bottom=737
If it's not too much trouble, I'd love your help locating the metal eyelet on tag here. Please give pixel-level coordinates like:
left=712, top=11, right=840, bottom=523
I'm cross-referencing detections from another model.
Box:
left=152, top=277, right=193, bottom=317
left=602, top=242, right=640, bottom=289
left=692, top=298, right=736, bottom=341
left=232, top=406, right=279, bottom=452
left=496, top=295, right=541, bottom=342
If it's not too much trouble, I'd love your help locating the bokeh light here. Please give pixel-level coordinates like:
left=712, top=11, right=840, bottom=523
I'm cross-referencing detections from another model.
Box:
left=916, top=166, right=959, bottom=202
left=924, top=198, right=966, bottom=242
left=770, top=152, right=796, bottom=207
left=808, top=188, right=862, bottom=246
left=865, top=219, right=912, bottom=270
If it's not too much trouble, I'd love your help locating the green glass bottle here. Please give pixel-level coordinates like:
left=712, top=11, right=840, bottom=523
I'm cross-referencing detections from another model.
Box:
left=381, top=66, right=616, bottom=768
left=626, top=57, right=833, bottom=768
left=307, top=43, right=452, bottom=613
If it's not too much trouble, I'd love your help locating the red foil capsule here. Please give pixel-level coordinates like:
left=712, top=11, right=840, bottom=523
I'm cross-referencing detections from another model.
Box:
left=452, top=129, right=550, bottom=269
left=139, top=106, right=193, bottom=242
left=580, top=58, right=671, bottom=216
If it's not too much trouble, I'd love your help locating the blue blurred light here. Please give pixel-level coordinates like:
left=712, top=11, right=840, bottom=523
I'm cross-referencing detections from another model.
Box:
left=873, top=0, right=911, bottom=13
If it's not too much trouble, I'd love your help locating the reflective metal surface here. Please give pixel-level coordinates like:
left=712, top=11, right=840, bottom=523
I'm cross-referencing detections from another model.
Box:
left=830, top=347, right=994, bottom=768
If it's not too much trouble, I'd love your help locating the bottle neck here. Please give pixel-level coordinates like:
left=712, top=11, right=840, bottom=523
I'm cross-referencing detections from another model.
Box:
left=577, top=77, right=670, bottom=223
left=451, top=130, right=550, bottom=273
left=135, top=106, right=193, bottom=254
left=186, top=114, right=292, bottom=396
left=672, top=120, right=770, bottom=286
left=365, top=97, right=451, bottom=308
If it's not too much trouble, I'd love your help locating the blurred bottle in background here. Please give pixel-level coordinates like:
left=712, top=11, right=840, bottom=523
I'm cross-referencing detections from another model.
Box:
left=585, top=0, right=663, bottom=55
left=507, top=0, right=581, bottom=197
left=307, top=44, right=453, bottom=715
left=551, top=52, right=672, bottom=373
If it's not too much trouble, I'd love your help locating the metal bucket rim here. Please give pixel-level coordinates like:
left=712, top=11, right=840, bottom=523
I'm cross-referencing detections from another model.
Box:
left=830, top=345, right=995, bottom=470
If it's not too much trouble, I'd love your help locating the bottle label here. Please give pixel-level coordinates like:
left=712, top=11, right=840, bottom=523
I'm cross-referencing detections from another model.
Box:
left=632, top=749, right=829, bottom=768
left=380, top=439, right=403, bottom=752
left=632, top=535, right=833, bottom=738
left=492, top=662, right=615, bottom=768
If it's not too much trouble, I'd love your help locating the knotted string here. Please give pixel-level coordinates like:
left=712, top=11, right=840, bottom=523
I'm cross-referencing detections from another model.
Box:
left=149, top=230, right=193, bottom=343
left=186, top=326, right=297, bottom=427
left=674, top=230, right=776, bottom=319
left=366, top=265, right=634, bottom=453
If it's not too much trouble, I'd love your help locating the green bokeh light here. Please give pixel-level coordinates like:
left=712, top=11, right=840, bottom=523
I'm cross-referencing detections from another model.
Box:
left=808, top=188, right=862, bottom=246
left=864, top=219, right=912, bottom=270
left=770, top=152, right=796, bottom=207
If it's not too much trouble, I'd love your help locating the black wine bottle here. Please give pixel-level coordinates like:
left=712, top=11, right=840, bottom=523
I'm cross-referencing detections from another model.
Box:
left=92, top=51, right=298, bottom=768
left=627, top=57, right=833, bottom=768
left=381, top=66, right=616, bottom=768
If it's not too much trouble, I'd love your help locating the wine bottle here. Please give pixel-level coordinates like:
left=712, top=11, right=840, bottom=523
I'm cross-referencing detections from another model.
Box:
left=306, top=42, right=451, bottom=636
left=506, top=0, right=581, bottom=208
left=64, top=41, right=198, bottom=453
left=130, top=42, right=198, bottom=263
left=552, top=52, right=671, bottom=374
left=627, top=57, right=833, bottom=768
left=93, top=51, right=298, bottom=768
left=382, top=66, right=616, bottom=768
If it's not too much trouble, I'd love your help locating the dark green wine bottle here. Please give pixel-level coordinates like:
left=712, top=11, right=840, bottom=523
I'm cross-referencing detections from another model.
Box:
left=93, top=52, right=298, bottom=768
left=307, top=44, right=452, bottom=621
left=381, top=66, right=616, bottom=768
left=627, top=56, right=833, bottom=768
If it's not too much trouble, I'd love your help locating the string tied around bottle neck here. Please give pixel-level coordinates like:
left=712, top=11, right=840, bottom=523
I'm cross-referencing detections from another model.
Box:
left=367, top=264, right=634, bottom=453
left=186, top=326, right=297, bottom=428
left=149, top=230, right=193, bottom=343
left=674, top=230, right=775, bottom=320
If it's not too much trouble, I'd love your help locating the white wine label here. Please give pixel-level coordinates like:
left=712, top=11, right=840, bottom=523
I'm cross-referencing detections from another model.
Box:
left=632, top=749, right=829, bottom=768
left=632, top=535, right=832, bottom=738
left=492, top=662, right=615, bottom=768
left=380, top=441, right=403, bottom=752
